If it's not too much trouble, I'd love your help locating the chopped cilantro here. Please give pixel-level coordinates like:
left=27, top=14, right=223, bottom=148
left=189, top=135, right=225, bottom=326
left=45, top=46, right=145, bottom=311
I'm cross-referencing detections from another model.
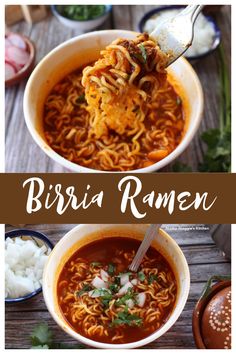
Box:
left=132, top=52, right=144, bottom=63
left=199, top=45, right=231, bottom=172
left=30, top=323, right=85, bottom=349
left=172, top=161, right=192, bottom=172
left=139, top=44, right=147, bottom=63
left=88, top=288, right=113, bottom=308
left=76, top=284, right=92, bottom=296
left=107, top=263, right=116, bottom=275
left=148, top=274, right=158, bottom=284
left=75, top=94, right=85, bottom=105
left=111, top=307, right=142, bottom=327
left=115, top=289, right=137, bottom=307
left=109, top=283, right=119, bottom=293
left=137, top=271, right=145, bottom=281
left=114, top=276, right=120, bottom=285
left=101, top=293, right=113, bottom=308
left=31, top=324, right=52, bottom=347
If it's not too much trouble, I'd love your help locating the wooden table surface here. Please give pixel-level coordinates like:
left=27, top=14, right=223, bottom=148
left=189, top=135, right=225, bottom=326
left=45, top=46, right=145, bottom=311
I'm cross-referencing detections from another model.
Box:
left=5, top=224, right=231, bottom=349
left=5, top=5, right=231, bottom=173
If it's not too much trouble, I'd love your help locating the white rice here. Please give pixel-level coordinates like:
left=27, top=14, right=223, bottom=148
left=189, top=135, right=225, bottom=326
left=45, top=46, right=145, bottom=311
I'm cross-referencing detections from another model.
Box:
left=144, top=9, right=216, bottom=57
left=5, top=237, right=50, bottom=298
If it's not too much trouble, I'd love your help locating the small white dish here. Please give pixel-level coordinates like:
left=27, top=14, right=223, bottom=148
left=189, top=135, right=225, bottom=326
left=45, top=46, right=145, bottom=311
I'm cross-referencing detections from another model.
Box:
left=43, top=224, right=190, bottom=349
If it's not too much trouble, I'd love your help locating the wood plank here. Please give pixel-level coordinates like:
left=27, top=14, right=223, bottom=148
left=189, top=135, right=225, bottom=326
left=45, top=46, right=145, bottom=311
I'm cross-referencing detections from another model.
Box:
left=5, top=303, right=196, bottom=349
left=5, top=319, right=195, bottom=349
left=6, top=223, right=215, bottom=246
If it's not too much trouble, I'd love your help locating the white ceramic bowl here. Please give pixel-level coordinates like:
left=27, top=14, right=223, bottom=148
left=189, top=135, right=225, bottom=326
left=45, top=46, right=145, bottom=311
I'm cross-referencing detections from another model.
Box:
left=51, top=5, right=112, bottom=32
left=43, top=224, right=190, bottom=349
left=24, top=30, right=204, bottom=173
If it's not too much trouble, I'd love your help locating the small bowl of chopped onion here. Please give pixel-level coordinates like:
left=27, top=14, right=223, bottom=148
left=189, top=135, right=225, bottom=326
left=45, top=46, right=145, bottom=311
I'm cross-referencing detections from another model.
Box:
left=139, top=6, right=221, bottom=61
left=51, top=5, right=112, bottom=32
left=5, top=229, right=54, bottom=303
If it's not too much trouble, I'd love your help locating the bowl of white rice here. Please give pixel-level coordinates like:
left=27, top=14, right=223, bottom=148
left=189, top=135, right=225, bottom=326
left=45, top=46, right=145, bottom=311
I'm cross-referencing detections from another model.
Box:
left=139, top=6, right=221, bottom=60
left=5, top=229, right=54, bottom=303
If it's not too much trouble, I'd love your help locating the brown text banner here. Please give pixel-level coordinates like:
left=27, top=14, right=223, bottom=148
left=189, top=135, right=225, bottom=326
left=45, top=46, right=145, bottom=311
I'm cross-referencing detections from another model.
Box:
left=0, top=173, right=235, bottom=224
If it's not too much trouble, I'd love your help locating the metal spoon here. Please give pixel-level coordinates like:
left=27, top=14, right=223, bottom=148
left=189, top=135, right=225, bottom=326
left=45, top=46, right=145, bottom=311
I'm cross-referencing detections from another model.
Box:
left=129, top=224, right=162, bottom=272
left=150, top=5, right=204, bottom=67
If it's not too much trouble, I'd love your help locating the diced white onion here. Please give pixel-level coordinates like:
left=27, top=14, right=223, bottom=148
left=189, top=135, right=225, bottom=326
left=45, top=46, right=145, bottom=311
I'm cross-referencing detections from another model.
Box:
left=100, top=269, right=109, bottom=282
left=5, top=237, right=50, bottom=299
left=120, top=273, right=130, bottom=286
left=126, top=299, right=135, bottom=309
left=118, top=281, right=133, bottom=296
left=143, top=10, right=216, bottom=57
left=131, top=278, right=138, bottom=286
left=88, top=289, right=100, bottom=298
left=136, top=292, right=146, bottom=307
left=92, top=276, right=107, bottom=289
left=88, top=288, right=111, bottom=298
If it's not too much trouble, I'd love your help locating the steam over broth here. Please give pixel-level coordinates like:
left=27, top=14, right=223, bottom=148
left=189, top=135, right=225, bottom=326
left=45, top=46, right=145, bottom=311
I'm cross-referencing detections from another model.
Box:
left=57, top=237, right=177, bottom=344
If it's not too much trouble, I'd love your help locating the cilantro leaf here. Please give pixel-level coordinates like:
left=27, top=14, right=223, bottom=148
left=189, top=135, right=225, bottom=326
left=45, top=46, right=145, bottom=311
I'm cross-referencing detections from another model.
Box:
left=137, top=271, right=145, bottom=281
left=199, top=45, right=231, bottom=173
left=107, top=263, right=116, bottom=275
left=132, top=44, right=147, bottom=64
left=30, top=323, right=86, bottom=349
left=101, top=293, right=113, bottom=308
left=199, top=129, right=231, bottom=172
left=75, top=94, right=85, bottom=105
left=201, top=129, right=221, bottom=148
left=109, top=283, right=119, bottom=293
left=30, top=324, right=52, bottom=347
left=139, top=44, right=147, bottom=63
left=172, top=161, right=192, bottom=172
left=148, top=274, right=158, bottom=284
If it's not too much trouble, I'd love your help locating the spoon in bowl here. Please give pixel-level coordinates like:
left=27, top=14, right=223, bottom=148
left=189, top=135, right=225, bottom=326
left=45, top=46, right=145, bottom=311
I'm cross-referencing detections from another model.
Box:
left=129, top=224, right=162, bottom=272
left=150, top=5, right=204, bottom=67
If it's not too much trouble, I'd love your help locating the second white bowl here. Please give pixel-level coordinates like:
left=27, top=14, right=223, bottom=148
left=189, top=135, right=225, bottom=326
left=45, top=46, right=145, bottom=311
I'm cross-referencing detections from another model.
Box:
left=43, top=224, right=190, bottom=349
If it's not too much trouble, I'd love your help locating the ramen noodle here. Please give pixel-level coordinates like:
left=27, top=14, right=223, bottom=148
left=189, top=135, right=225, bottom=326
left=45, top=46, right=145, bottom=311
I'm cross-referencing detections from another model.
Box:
left=44, top=33, right=186, bottom=171
left=57, top=237, right=177, bottom=344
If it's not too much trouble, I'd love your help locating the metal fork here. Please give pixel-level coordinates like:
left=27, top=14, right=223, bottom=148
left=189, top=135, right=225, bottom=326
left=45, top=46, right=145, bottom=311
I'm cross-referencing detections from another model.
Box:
left=129, top=224, right=162, bottom=272
left=150, top=5, right=204, bottom=67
